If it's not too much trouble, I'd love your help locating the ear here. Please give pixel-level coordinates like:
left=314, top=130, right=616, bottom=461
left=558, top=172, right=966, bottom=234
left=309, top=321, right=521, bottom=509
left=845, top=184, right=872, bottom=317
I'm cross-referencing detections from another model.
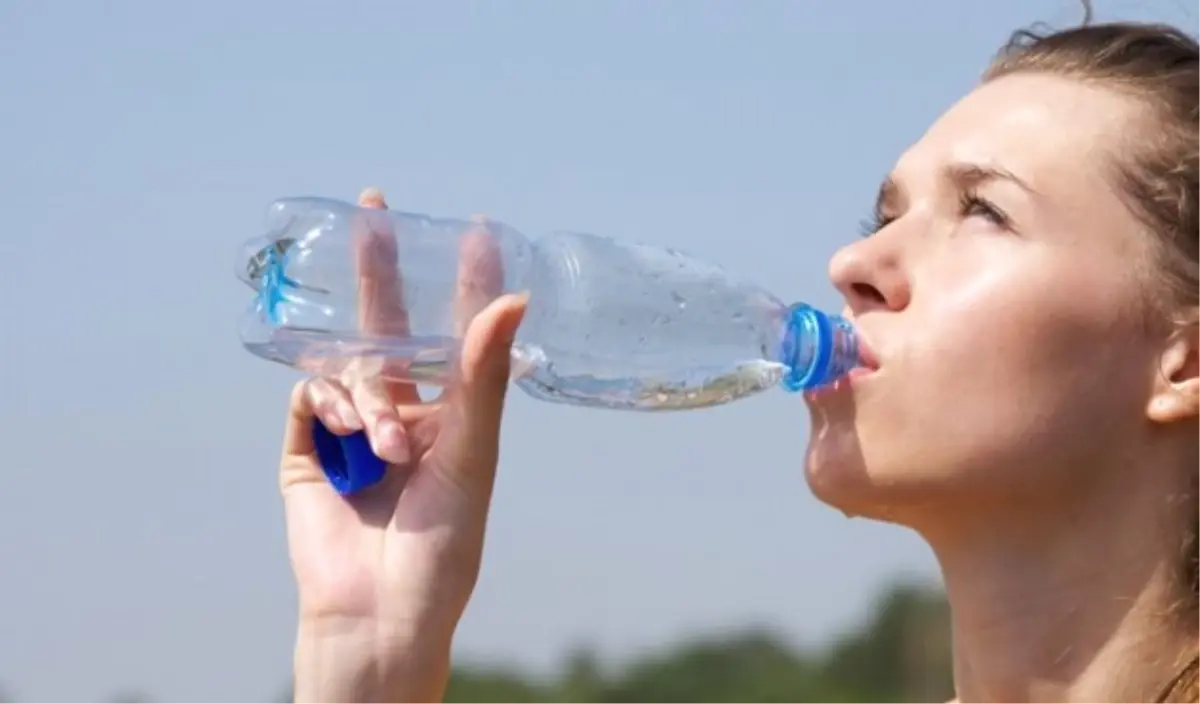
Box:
left=1147, top=320, right=1199, bottom=424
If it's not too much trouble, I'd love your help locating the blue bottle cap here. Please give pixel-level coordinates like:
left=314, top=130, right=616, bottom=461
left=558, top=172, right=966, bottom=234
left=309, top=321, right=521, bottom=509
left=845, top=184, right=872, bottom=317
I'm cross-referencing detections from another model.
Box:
left=311, top=422, right=388, bottom=495
left=779, top=302, right=860, bottom=392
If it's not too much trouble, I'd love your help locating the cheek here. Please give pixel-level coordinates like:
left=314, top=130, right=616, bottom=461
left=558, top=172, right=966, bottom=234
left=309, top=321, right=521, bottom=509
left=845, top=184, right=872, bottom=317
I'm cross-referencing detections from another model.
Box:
left=804, top=242, right=1157, bottom=516
left=896, top=248, right=1150, bottom=461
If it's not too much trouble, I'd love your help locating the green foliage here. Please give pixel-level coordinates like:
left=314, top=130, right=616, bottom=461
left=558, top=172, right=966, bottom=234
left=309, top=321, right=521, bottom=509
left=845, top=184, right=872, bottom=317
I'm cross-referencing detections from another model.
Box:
left=442, top=580, right=953, bottom=703
left=444, top=664, right=551, bottom=702
left=819, top=583, right=953, bottom=702
left=101, top=579, right=954, bottom=703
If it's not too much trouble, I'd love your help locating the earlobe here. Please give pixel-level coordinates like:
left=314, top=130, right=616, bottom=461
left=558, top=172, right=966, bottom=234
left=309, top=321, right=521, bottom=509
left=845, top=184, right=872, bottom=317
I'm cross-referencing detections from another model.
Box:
left=1146, top=324, right=1200, bottom=424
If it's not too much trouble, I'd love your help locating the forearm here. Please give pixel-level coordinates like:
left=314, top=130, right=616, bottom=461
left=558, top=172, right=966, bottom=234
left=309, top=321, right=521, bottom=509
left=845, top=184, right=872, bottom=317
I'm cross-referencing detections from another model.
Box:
left=292, top=616, right=454, bottom=703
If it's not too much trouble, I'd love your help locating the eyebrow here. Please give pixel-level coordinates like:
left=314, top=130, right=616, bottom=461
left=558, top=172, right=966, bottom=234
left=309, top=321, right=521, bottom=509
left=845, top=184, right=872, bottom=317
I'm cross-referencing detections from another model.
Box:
left=873, top=177, right=901, bottom=218
left=945, top=162, right=1038, bottom=196
left=872, top=162, right=1038, bottom=215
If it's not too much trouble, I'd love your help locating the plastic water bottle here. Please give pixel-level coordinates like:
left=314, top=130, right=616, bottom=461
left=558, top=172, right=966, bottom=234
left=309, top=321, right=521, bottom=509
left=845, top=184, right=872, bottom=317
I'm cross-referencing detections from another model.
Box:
left=236, top=196, right=862, bottom=493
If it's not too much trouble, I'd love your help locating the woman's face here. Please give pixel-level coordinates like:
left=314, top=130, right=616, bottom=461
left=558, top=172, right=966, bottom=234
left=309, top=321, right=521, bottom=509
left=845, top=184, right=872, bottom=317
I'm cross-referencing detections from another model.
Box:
left=804, top=72, right=1171, bottom=525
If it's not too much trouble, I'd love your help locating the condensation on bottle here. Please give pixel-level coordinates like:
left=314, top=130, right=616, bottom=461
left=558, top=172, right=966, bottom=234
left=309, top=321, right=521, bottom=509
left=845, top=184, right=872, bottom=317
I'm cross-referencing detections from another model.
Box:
left=236, top=196, right=861, bottom=412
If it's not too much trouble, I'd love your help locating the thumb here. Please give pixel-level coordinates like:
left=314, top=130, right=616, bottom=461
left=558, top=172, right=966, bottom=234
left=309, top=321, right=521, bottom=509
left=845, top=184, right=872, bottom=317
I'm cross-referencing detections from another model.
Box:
left=282, top=379, right=323, bottom=460
left=279, top=379, right=323, bottom=490
left=445, top=292, right=528, bottom=456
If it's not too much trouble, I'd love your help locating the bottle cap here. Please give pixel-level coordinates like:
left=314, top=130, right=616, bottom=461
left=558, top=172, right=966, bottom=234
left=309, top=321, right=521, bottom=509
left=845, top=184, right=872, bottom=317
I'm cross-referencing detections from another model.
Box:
left=311, top=422, right=388, bottom=495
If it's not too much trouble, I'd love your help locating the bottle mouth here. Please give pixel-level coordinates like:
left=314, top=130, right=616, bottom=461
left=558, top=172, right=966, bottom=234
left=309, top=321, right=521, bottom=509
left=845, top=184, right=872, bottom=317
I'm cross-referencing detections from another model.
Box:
left=778, top=303, right=860, bottom=392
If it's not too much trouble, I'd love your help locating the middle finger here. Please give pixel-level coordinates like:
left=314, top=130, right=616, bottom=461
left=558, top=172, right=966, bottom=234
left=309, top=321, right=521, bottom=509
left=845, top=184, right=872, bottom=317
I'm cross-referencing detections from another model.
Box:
left=352, top=187, right=424, bottom=407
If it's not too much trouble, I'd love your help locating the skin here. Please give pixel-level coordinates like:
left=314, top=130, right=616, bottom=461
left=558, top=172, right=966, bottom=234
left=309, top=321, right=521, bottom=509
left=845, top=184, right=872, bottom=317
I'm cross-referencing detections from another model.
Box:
left=280, top=73, right=1199, bottom=702
left=281, top=189, right=529, bottom=702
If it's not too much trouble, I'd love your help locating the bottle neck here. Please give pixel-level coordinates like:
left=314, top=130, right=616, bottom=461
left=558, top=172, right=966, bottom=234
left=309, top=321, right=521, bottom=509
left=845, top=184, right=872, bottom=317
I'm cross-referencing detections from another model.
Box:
left=777, top=302, right=860, bottom=392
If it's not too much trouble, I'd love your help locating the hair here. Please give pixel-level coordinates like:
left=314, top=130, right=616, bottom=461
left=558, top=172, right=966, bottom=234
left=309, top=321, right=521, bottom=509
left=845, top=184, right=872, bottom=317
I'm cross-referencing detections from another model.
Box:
left=981, top=6, right=1199, bottom=702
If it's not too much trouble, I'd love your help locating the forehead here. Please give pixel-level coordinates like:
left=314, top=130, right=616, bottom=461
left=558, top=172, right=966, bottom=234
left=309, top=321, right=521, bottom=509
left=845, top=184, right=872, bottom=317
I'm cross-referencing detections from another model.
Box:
left=899, top=73, right=1139, bottom=196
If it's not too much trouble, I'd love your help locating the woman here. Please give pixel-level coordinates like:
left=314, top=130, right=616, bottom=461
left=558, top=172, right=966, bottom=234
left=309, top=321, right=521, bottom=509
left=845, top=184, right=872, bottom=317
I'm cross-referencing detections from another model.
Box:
left=276, top=18, right=1199, bottom=703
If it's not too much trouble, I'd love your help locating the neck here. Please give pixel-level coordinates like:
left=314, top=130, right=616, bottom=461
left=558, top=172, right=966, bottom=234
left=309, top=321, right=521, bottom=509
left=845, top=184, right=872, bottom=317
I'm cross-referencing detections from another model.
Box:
left=922, top=457, right=1196, bottom=703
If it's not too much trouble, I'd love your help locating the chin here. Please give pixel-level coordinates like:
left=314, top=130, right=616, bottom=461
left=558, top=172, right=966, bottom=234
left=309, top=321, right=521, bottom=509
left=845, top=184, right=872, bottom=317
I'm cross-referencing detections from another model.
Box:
left=802, top=439, right=971, bottom=526
left=805, top=458, right=898, bottom=523
left=803, top=431, right=892, bottom=520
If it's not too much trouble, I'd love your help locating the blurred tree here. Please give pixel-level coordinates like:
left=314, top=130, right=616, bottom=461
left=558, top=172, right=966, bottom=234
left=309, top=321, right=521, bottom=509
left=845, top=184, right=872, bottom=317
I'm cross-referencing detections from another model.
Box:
left=444, top=662, right=548, bottom=702
left=590, top=628, right=852, bottom=703
left=820, top=582, right=953, bottom=702
left=257, top=578, right=956, bottom=702
left=554, top=644, right=608, bottom=702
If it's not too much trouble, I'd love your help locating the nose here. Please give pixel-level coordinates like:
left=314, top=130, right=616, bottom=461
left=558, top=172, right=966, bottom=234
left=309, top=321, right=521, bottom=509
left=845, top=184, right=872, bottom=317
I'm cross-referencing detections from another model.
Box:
left=828, top=234, right=910, bottom=316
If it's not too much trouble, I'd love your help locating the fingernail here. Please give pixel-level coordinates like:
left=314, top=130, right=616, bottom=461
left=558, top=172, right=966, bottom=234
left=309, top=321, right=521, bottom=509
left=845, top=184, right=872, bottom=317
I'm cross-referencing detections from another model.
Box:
left=499, top=292, right=530, bottom=343
left=359, top=187, right=387, bottom=208
left=339, top=403, right=363, bottom=430
left=377, top=418, right=410, bottom=464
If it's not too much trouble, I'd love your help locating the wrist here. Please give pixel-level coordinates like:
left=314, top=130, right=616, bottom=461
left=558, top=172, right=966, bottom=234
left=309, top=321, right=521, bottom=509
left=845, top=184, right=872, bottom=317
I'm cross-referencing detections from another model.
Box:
left=293, top=614, right=455, bottom=703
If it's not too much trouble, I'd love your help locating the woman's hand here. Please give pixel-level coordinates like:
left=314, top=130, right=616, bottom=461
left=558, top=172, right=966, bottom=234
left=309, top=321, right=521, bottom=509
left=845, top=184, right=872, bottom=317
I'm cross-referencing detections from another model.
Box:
left=278, top=188, right=527, bottom=702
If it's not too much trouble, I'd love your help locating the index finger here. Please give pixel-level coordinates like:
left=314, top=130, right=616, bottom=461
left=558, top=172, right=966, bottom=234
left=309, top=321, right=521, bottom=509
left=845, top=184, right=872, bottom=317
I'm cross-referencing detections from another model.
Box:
left=452, top=214, right=507, bottom=340
left=350, top=187, right=423, bottom=406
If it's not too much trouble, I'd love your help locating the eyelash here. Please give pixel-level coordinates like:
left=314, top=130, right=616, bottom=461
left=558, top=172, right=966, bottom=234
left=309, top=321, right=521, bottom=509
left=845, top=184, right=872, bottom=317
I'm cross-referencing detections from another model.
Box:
left=857, top=190, right=1012, bottom=238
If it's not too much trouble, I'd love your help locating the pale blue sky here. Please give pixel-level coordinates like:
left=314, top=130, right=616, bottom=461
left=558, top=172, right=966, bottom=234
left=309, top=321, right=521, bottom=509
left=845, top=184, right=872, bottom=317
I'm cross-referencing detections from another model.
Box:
left=1, top=1, right=1193, bottom=700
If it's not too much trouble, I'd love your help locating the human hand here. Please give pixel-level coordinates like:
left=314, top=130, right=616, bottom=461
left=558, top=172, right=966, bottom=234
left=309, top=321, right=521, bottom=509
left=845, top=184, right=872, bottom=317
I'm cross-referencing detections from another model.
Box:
left=279, top=187, right=526, bottom=701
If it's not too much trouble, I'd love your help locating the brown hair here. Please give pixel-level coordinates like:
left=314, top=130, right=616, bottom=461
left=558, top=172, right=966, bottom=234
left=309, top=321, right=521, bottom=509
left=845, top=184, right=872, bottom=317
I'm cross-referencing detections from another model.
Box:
left=982, top=7, right=1199, bottom=703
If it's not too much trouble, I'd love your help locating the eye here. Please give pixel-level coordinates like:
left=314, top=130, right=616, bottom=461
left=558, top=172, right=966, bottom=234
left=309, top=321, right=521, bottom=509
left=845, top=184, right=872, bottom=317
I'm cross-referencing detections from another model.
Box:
left=857, top=211, right=895, bottom=238
left=959, top=190, right=1011, bottom=229
left=859, top=189, right=1014, bottom=238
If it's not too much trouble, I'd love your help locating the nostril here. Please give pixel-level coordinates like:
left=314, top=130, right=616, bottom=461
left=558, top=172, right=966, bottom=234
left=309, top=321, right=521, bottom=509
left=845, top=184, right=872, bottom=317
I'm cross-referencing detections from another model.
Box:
left=852, top=282, right=886, bottom=305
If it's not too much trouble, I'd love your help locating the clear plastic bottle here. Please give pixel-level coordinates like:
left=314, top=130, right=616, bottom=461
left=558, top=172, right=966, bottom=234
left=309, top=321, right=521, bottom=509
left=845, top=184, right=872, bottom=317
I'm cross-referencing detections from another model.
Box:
left=237, top=196, right=861, bottom=492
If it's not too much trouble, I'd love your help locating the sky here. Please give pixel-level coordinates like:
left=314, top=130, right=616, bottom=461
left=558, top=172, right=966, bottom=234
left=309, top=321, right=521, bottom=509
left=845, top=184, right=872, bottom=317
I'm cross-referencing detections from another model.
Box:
left=1, top=1, right=1194, bottom=701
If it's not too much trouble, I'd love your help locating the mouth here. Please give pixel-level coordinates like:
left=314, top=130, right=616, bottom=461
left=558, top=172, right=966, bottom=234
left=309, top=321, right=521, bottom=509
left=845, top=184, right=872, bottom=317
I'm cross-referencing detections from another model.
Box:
left=852, top=332, right=882, bottom=375
left=803, top=332, right=880, bottom=402
left=803, top=373, right=853, bottom=402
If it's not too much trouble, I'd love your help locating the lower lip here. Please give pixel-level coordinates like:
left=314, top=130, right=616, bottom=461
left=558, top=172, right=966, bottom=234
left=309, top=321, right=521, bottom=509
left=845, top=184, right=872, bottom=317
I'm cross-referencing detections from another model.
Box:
left=803, top=367, right=876, bottom=401
left=847, top=367, right=876, bottom=381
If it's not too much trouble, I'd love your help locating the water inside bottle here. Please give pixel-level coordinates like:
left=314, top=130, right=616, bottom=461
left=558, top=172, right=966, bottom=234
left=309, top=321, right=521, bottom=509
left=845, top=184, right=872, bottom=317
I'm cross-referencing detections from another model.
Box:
left=245, top=326, right=785, bottom=408
left=511, top=343, right=787, bottom=411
